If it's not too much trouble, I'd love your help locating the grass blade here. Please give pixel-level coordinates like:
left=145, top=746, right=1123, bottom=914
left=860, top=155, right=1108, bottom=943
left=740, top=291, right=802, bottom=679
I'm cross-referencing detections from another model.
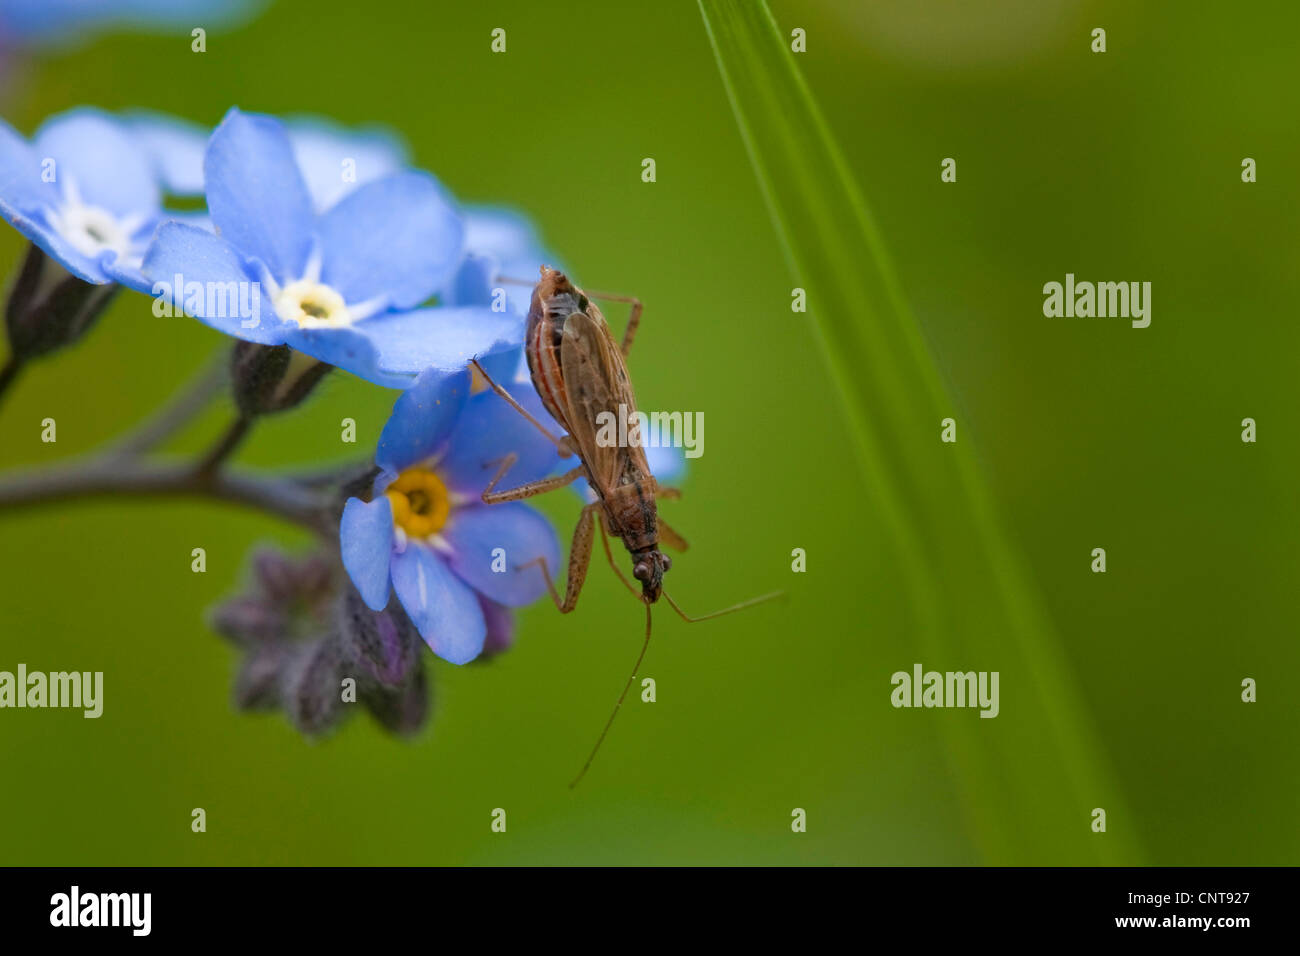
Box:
left=699, top=0, right=1142, bottom=864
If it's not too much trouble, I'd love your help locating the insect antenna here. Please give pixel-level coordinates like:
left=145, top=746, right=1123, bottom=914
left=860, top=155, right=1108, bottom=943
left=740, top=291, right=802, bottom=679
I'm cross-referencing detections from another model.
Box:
left=569, top=602, right=653, bottom=789
left=661, top=589, right=785, bottom=623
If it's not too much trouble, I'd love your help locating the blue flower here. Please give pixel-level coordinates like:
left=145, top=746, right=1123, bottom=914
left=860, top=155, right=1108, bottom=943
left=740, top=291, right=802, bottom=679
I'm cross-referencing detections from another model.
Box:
left=443, top=205, right=560, bottom=317
left=124, top=110, right=409, bottom=213
left=136, top=108, right=520, bottom=388
left=0, top=107, right=166, bottom=287
left=0, top=0, right=264, bottom=48
left=340, top=367, right=563, bottom=664
left=284, top=116, right=409, bottom=214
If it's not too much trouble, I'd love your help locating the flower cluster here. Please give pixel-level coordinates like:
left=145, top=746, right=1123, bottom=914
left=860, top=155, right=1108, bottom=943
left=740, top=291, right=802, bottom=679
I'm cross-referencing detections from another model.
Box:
left=0, top=102, right=628, bottom=737
left=212, top=548, right=431, bottom=737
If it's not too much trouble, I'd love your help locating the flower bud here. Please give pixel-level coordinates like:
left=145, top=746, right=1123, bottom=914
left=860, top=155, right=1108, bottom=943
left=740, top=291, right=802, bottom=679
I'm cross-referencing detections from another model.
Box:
left=232, top=646, right=289, bottom=711
left=211, top=596, right=285, bottom=648
left=474, top=596, right=516, bottom=662
left=362, top=666, right=430, bottom=737
left=337, top=585, right=420, bottom=687
left=5, top=243, right=118, bottom=360
left=284, top=638, right=345, bottom=736
left=230, top=341, right=331, bottom=416
left=213, top=547, right=434, bottom=738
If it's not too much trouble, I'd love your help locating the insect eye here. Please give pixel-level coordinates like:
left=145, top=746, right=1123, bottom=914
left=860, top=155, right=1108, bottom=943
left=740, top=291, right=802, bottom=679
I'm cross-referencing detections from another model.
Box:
left=633, top=562, right=650, bottom=581
left=661, top=555, right=672, bottom=572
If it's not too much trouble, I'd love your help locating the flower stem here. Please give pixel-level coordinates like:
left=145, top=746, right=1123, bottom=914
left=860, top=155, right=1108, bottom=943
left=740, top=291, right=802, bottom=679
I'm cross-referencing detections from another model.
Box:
left=0, top=355, right=23, bottom=403
left=0, top=458, right=331, bottom=534
left=106, top=353, right=227, bottom=458
left=196, top=413, right=255, bottom=475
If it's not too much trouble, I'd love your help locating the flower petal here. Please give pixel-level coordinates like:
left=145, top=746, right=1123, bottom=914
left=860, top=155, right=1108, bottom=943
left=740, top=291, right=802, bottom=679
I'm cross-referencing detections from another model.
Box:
left=123, top=110, right=208, bottom=196
left=440, top=385, right=566, bottom=496
left=204, top=108, right=313, bottom=284
left=374, top=366, right=471, bottom=473
left=9, top=220, right=112, bottom=284
left=140, top=221, right=289, bottom=343
left=317, top=171, right=462, bottom=309
left=442, top=503, right=560, bottom=607
left=441, top=253, right=496, bottom=308
left=391, top=543, right=486, bottom=664
left=462, top=204, right=555, bottom=313
left=476, top=343, right=528, bottom=386
left=281, top=323, right=406, bottom=388
left=358, top=306, right=523, bottom=376
left=287, top=116, right=409, bottom=212
left=340, top=496, right=394, bottom=610
left=35, top=108, right=159, bottom=217
left=0, top=117, right=44, bottom=215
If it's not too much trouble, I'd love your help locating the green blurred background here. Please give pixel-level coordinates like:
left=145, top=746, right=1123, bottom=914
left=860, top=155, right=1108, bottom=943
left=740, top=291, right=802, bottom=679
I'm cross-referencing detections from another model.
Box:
left=0, top=0, right=1295, bottom=865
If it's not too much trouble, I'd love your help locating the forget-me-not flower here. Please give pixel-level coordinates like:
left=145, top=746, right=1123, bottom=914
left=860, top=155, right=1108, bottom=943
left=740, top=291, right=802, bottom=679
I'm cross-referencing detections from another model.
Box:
left=0, top=107, right=165, bottom=287
left=340, top=366, right=562, bottom=664
left=137, top=108, right=521, bottom=388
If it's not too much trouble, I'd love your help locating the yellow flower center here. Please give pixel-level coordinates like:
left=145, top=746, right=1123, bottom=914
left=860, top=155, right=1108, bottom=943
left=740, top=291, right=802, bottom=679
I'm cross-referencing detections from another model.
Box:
left=386, top=467, right=451, bottom=538
left=275, top=279, right=352, bottom=328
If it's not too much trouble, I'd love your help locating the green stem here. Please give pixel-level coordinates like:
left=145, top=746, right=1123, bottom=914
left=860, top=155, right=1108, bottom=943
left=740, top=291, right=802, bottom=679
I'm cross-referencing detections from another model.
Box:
left=195, top=414, right=255, bottom=476
left=0, top=458, right=331, bottom=534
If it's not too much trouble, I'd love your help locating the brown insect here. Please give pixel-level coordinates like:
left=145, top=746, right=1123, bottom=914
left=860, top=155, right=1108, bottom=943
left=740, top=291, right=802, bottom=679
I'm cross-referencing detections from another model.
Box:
left=470, top=265, right=779, bottom=787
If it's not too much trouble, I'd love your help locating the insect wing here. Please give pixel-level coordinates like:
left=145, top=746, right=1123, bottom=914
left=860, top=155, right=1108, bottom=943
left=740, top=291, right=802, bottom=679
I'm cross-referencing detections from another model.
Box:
left=559, top=311, right=645, bottom=492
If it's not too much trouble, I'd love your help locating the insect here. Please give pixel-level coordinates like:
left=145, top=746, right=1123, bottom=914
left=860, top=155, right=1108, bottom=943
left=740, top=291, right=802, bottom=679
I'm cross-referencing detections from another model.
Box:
left=470, top=265, right=780, bottom=787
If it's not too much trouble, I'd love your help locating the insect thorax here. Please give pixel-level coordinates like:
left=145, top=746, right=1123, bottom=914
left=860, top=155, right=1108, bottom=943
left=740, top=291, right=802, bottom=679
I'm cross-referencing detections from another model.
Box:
left=601, top=478, right=659, bottom=553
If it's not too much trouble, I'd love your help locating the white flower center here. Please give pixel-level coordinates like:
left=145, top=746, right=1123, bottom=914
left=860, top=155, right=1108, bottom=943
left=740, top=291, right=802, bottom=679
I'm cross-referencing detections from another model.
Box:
left=51, top=201, right=137, bottom=260
left=274, top=279, right=353, bottom=328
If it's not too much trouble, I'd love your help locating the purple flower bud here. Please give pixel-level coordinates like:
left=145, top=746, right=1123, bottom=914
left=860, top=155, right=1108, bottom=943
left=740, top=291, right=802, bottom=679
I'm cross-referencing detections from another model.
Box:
left=232, top=646, right=288, bottom=710
left=337, top=585, right=419, bottom=687
left=211, top=596, right=285, bottom=647
left=251, top=547, right=333, bottom=605
left=284, top=638, right=345, bottom=736
left=362, top=665, right=430, bottom=737
left=213, top=547, right=434, bottom=738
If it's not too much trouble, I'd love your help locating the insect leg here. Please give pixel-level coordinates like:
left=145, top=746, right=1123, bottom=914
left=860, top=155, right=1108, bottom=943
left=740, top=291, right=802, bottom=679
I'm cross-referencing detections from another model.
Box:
left=596, top=510, right=641, bottom=599
left=522, top=501, right=600, bottom=613
left=469, top=358, right=571, bottom=454
left=655, top=517, right=690, bottom=552
left=581, top=288, right=643, bottom=358
left=481, top=458, right=585, bottom=504
left=655, top=486, right=682, bottom=501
